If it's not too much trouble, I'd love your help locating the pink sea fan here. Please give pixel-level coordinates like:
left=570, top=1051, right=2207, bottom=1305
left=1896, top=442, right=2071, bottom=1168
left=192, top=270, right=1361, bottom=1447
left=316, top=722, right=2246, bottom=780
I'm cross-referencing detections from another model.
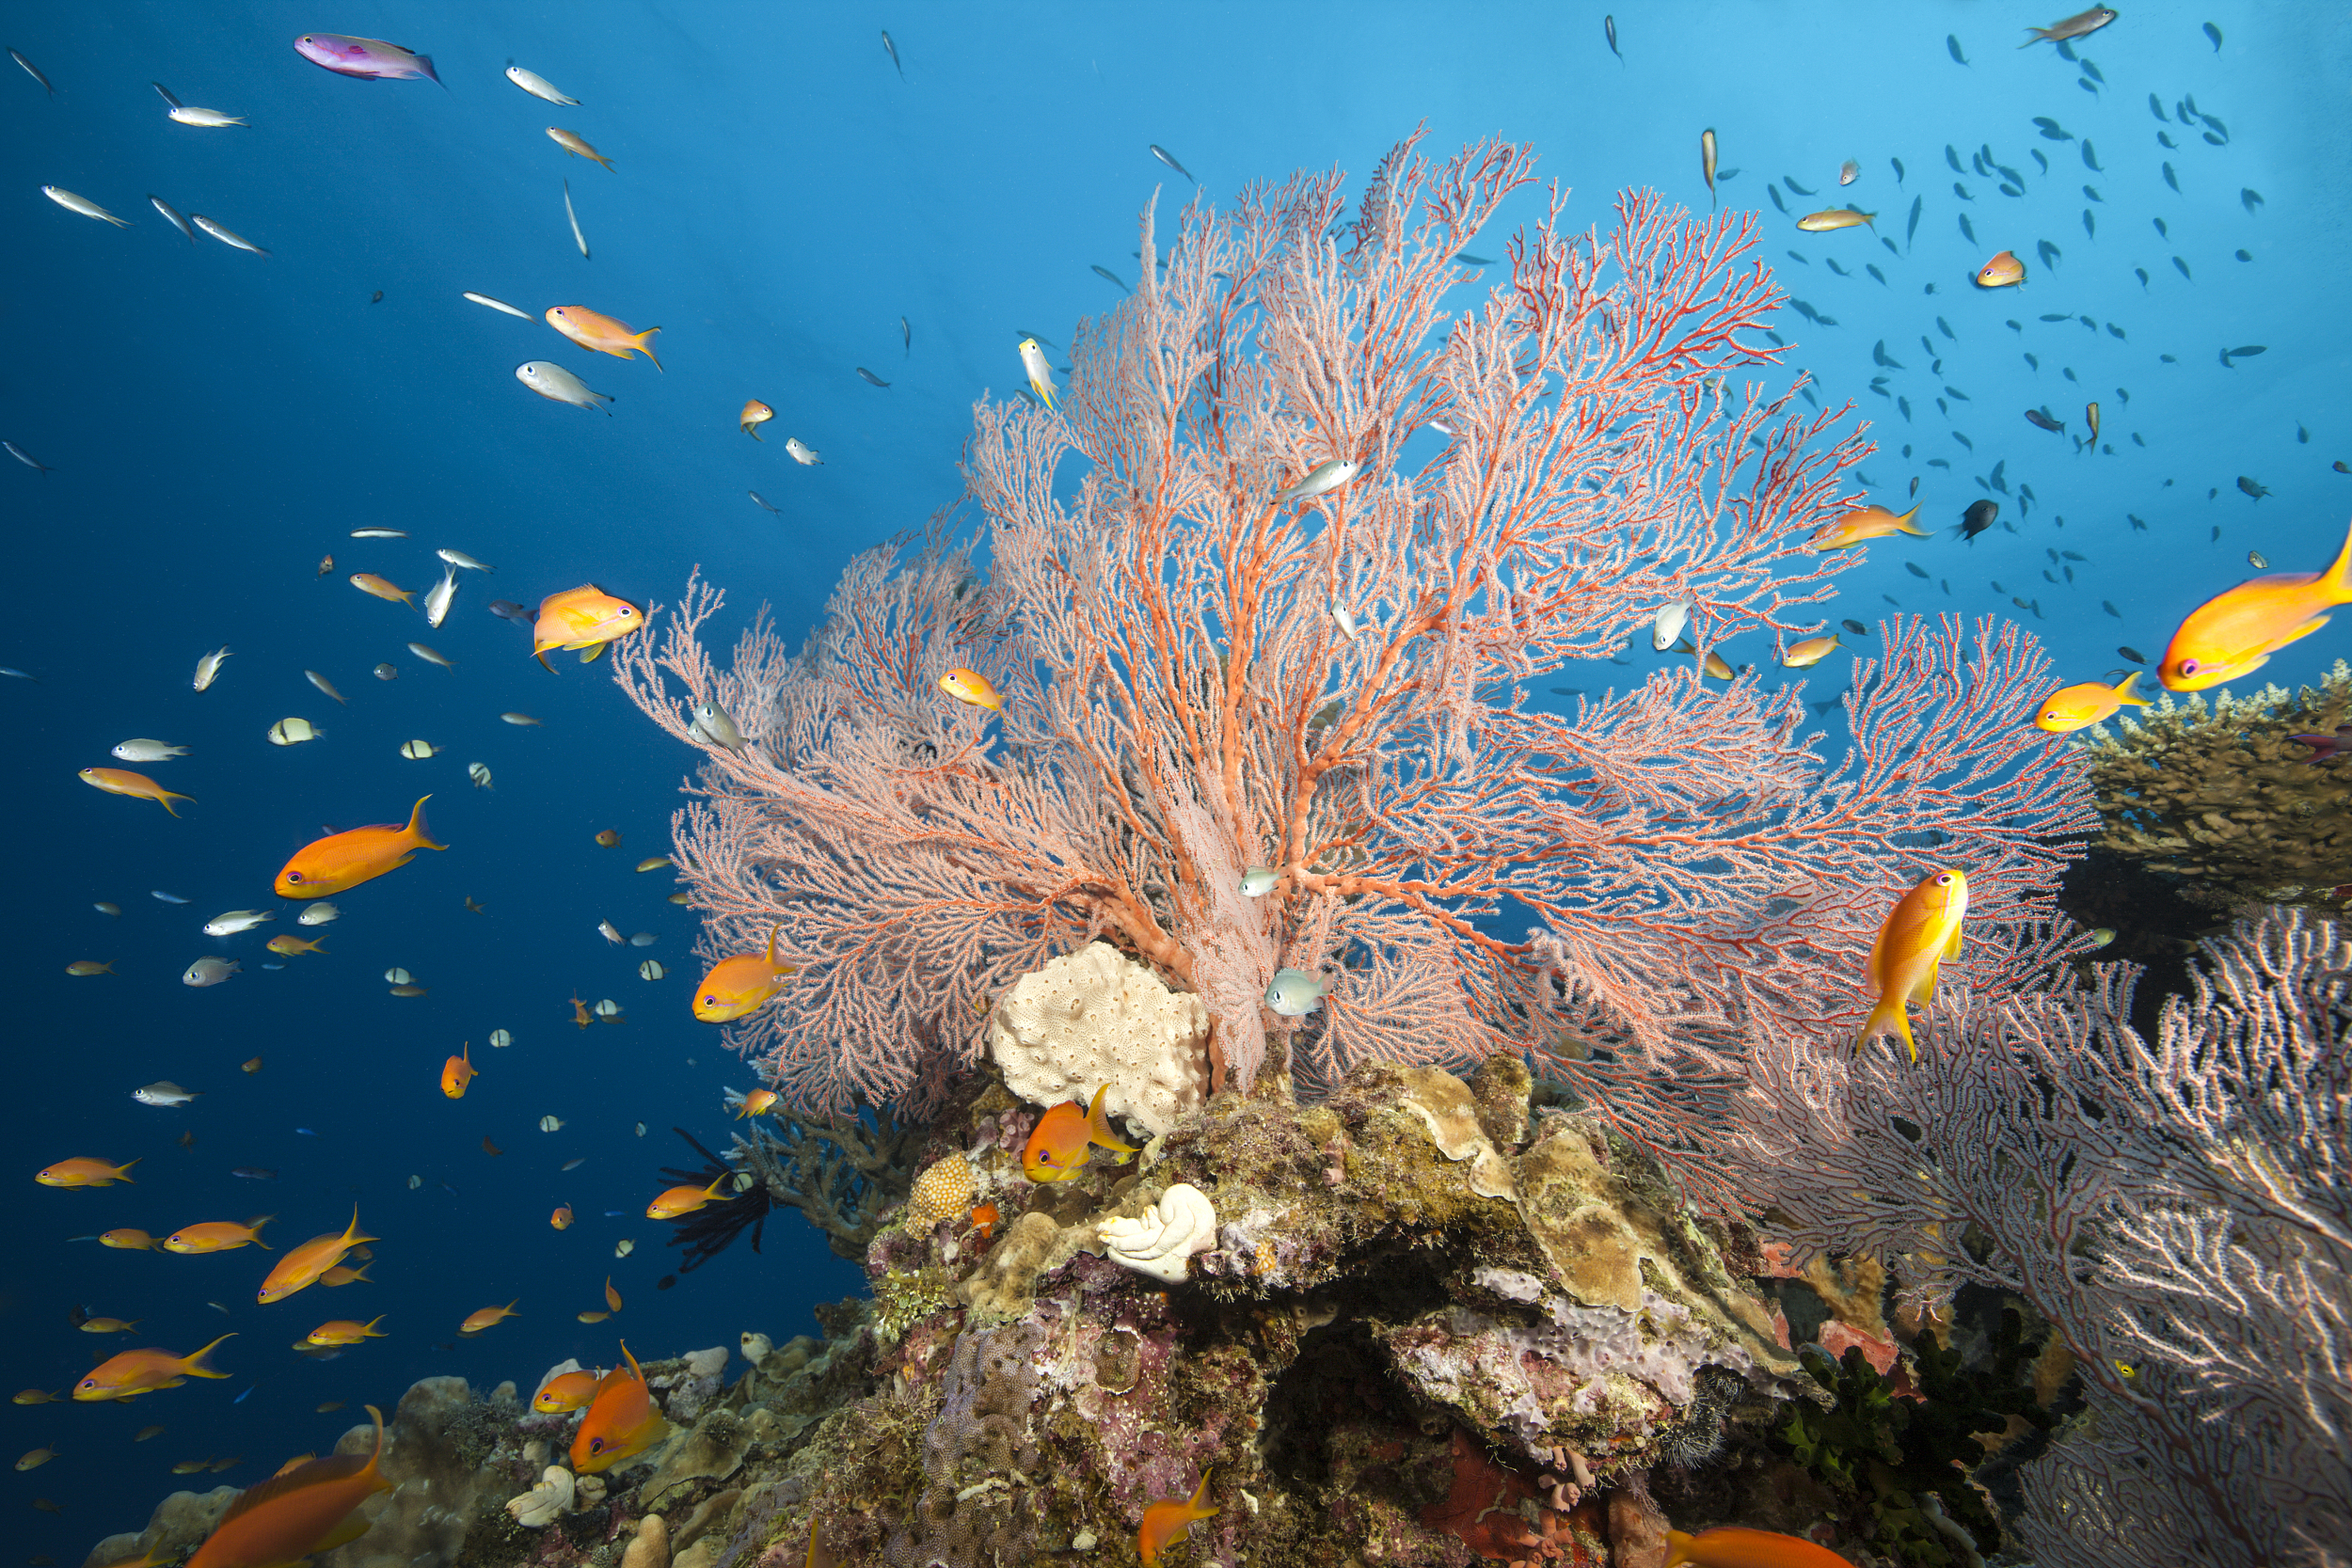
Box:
left=614, top=134, right=2090, bottom=1204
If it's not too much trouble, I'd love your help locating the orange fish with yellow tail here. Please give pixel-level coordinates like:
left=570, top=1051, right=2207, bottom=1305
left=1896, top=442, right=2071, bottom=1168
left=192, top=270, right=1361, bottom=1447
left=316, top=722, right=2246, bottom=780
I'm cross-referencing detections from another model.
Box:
left=274, top=796, right=446, bottom=897
left=1857, top=869, right=1968, bottom=1062
left=532, top=1369, right=599, bottom=1413
left=38, top=1156, right=138, bottom=1188
left=74, top=1334, right=234, bottom=1402
left=459, top=1299, right=518, bottom=1335
left=938, top=667, right=1003, bottom=710
left=78, top=768, right=196, bottom=816
left=646, top=1171, right=730, bottom=1220
left=1807, top=502, right=1927, bottom=551
left=570, top=1342, right=668, bottom=1474
left=257, top=1207, right=376, bottom=1305
left=546, top=305, right=661, bottom=368
left=1022, top=1084, right=1141, bottom=1182
left=185, top=1402, right=391, bottom=1568
left=692, top=924, right=797, bottom=1022
left=165, top=1216, right=273, bottom=1255
left=1975, top=249, right=2026, bottom=288
left=1138, top=1471, right=1218, bottom=1566
left=306, top=1317, right=387, bottom=1347
left=1666, top=1525, right=1858, bottom=1568
left=440, top=1041, right=476, bottom=1099
left=2032, top=671, right=2151, bottom=732
left=2158, top=516, right=2352, bottom=691
left=531, top=584, right=643, bottom=671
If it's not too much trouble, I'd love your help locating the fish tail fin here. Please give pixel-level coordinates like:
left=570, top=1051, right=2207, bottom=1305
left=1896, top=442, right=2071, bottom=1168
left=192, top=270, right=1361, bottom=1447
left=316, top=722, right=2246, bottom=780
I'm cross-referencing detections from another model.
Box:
left=1664, top=1531, right=1696, bottom=1568
left=156, top=791, right=183, bottom=818
left=2321, top=516, right=2352, bottom=604
left=118, top=1159, right=139, bottom=1182
left=247, top=1215, right=276, bottom=1249
left=1855, top=998, right=1917, bottom=1062
left=702, top=1172, right=730, bottom=1198
left=417, top=55, right=444, bottom=87
left=535, top=645, right=558, bottom=671
left=2113, top=671, right=2151, bottom=706
left=1086, top=1083, right=1141, bottom=1155
left=183, top=1333, right=236, bottom=1378
left=342, top=1207, right=379, bottom=1248
left=404, top=795, right=447, bottom=851
left=635, top=328, right=662, bottom=371
left=1894, top=503, right=1929, bottom=535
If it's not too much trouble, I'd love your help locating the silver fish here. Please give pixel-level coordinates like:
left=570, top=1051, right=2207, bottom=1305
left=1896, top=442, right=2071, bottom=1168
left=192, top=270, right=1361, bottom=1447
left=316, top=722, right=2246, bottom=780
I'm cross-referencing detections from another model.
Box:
left=639, top=959, right=665, bottom=980
left=167, top=105, right=246, bottom=128
left=296, top=901, right=340, bottom=926
left=504, top=63, right=578, bottom=105
left=564, top=178, right=589, bottom=259
left=11, top=47, right=54, bottom=95
left=881, top=29, right=902, bottom=77
left=1239, top=866, right=1279, bottom=896
left=1263, top=968, right=1328, bottom=1017
left=748, top=490, right=781, bottom=514
left=463, top=291, right=532, bottom=320
left=691, top=700, right=746, bottom=752
left=1331, top=606, right=1364, bottom=641
left=112, top=738, right=189, bottom=763
left=349, top=527, right=407, bottom=538
left=193, top=646, right=231, bottom=691
left=151, top=891, right=191, bottom=904
left=436, top=548, right=493, bottom=571
left=490, top=1029, right=514, bottom=1049
left=1701, top=128, right=1719, bottom=206
left=149, top=195, right=196, bottom=243
left=598, top=920, right=624, bottom=944
left=399, top=739, right=438, bottom=759
left=856, top=367, right=891, bottom=388
left=501, top=712, right=542, bottom=726
left=469, top=762, right=493, bottom=789
left=305, top=670, right=346, bottom=705
left=423, top=565, right=458, bottom=628
left=784, top=437, right=822, bottom=466
left=182, top=957, right=240, bottom=988
left=42, top=186, right=131, bottom=228
left=134, top=1080, right=201, bottom=1106
left=516, top=360, right=611, bottom=413
left=408, top=641, right=455, bottom=669
left=629, top=933, right=656, bottom=947
left=267, top=717, right=323, bottom=746
left=191, top=214, right=267, bottom=256
left=5, top=440, right=51, bottom=473
left=1652, top=601, right=1692, bottom=651
left=1273, top=459, right=1359, bottom=503
left=1150, top=144, right=1195, bottom=182
left=201, top=909, right=275, bottom=937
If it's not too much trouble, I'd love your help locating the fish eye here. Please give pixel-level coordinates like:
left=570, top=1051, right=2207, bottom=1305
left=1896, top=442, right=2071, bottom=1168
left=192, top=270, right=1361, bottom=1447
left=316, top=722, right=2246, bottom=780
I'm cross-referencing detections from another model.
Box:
left=2180, top=659, right=2200, bottom=674
left=1935, top=873, right=1952, bottom=885
left=286, top=871, right=303, bottom=883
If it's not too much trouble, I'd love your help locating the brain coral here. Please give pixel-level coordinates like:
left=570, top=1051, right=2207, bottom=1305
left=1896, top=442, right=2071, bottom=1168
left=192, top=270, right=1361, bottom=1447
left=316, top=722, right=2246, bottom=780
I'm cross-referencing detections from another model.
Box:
left=988, top=942, right=1209, bottom=1137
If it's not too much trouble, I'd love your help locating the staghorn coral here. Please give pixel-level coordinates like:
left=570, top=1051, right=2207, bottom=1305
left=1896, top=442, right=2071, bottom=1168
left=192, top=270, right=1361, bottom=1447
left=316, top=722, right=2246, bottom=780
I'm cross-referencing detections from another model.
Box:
left=2081, top=657, right=2352, bottom=910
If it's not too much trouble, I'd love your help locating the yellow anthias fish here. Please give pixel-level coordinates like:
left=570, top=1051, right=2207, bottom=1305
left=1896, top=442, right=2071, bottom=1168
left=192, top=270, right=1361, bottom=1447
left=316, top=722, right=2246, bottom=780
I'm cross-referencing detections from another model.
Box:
left=1018, top=338, right=1057, bottom=409
left=735, top=1088, right=779, bottom=1118
left=1022, top=1084, right=1141, bottom=1182
left=532, top=584, right=644, bottom=670
left=2159, top=517, right=2352, bottom=691
left=532, top=1369, right=599, bottom=1413
left=265, top=934, right=326, bottom=956
left=1795, top=208, right=1873, bottom=232
left=1665, top=1525, right=1857, bottom=1568
left=1857, top=869, right=1968, bottom=1062
left=256, top=1208, right=376, bottom=1305
left=1975, top=249, right=2026, bottom=288
left=1782, top=634, right=1844, bottom=668
left=691, top=924, right=797, bottom=1022
left=570, top=1342, right=668, bottom=1475
left=440, top=1041, right=476, bottom=1099
left=184, top=1403, right=391, bottom=1568
left=646, top=1172, right=729, bottom=1220
left=164, top=1216, right=274, bottom=1255
left=546, top=126, right=613, bottom=170
left=1138, top=1471, right=1218, bottom=1566
left=938, top=667, right=1003, bottom=711
left=305, top=1317, right=387, bottom=1347
left=78, top=768, right=197, bottom=816
left=2032, top=670, right=2152, bottom=732
left=37, top=1157, right=138, bottom=1188
left=546, top=306, right=662, bottom=370
left=739, top=399, right=773, bottom=439
left=274, top=797, right=446, bottom=897
left=459, top=1299, right=518, bottom=1335
left=1807, top=503, right=1926, bottom=550
left=73, top=1334, right=234, bottom=1402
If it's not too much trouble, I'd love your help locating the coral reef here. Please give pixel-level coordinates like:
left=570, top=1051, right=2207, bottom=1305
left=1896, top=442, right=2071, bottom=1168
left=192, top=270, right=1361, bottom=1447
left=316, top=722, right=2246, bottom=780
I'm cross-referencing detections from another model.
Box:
left=989, top=942, right=1210, bottom=1136
left=2081, top=657, right=2352, bottom=910
left=727, top=1101, right=920, bottom=1260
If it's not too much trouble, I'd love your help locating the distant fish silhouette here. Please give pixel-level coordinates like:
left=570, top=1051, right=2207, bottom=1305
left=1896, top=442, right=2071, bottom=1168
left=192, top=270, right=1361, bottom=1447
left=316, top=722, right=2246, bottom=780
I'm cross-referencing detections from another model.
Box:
left=855, top=367, right=890, bottom=388
left=1091, top=264, right=1129, bottom=292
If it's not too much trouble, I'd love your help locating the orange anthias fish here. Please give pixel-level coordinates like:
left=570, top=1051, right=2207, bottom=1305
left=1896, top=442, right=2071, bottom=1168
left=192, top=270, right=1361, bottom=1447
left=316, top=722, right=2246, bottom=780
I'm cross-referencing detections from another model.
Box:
left=604, top=1276, right=623, bottom=1312
left=550, top=1204, right=575, bottom=1230
left=74, top=1334, right=234, bottom=1402
left=186, top=1403, right=391, bottom=1568
left=166, top=1216, right=274, bottom=1255
left=348, top=572, right=414, bottom=606
left=739, top=399, right=773, bottom=439
left=1022, top=1084, right=1142, bottom=1183
left=735, top=1088, right=780, bottom=1118
left=265, top=934, right=326, bottom=956
left=938, top=667, right=1004, bottom=710
left=546, top=306, right=662, bottom=369
left=1138, top=1472, right=1218, bottom=1566
left=257, top=1208, right=376, bottom=1305
left=38, top=1157, right=138, bottom=1188
left=305, top=1317, right=387, bottom=1347
left=1857, top=869, right=1969, bottom=1062
left=646, top=1172, right=730, bottom=1220
left=570, top=993, right=595, bottom=1028
left=2159, top=517, right=2352, bottom=691
left=274, top=796, right=447, bottom=898
left=77, top=768, right=196, bottom=816
left=1807, top=503, right=1926, bottom=551
left=1975, top=249, right=2026, bottom=288
left=459, top=1299, right=519, bottom=1335
left=570, top=1342, right=668, bottom=1474
left=320, top=1261, right=372, bottom=1288
left=101, top=1228, right=162, bottom=1251
left=1665, top=1525, right=1857, bottom=1568
left=440, top=1041, right=477, bottom=1099
left=532, top=584, right=644, bottom=670
left=692, top=924, right=797, bottom=1023
left=2033, top=670, right=2152, bottom=733
left=532, top=1369, right=599, bottom=1413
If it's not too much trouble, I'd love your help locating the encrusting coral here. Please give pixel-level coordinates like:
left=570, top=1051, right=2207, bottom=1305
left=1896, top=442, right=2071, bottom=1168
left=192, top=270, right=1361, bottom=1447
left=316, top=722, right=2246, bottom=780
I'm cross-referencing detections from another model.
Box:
left=2081, top=657, right=2352, bottom=910
left=989, top=941, right=1211, bottom=1136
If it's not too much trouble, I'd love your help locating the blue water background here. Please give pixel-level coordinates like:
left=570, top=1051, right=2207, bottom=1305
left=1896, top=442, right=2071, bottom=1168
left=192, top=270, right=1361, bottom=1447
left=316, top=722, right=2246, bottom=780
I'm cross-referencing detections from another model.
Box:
left=3, top=0, right=2348, bottom=1550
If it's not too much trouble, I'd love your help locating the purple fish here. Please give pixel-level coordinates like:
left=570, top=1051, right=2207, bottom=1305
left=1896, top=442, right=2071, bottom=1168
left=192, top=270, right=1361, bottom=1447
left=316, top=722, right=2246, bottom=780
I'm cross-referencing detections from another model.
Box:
left=293, top=33, right=442, bottom=85
left=2288, top=724, right=2352, bottom=766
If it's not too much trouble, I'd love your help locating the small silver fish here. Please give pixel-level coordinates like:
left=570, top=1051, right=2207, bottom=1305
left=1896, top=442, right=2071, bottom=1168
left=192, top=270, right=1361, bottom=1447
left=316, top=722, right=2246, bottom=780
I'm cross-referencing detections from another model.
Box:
left=5, top=440, right=52, bottom=473
left=373, top=662, right=398, bottom=681
left=598, top=920, right=625, bottom=944
left=1274, top=459, right=1359, bottom=503
left=2248, top=549, right=2269, bottom=569
left=628, top=932, right=656, bottom=947
left=95, top=902, right=120, bottom=916
left=1239, top=867, right=1280, bottom=896
left=134, top=1081, right=201, bottom=1107
left=1837, top=159, right=1859, bottom=186
left=167, top=105, right=246, bottom=128
left=490, top=1029, right=514, bottom=1048
left=784, top=437, right=822, bottom=466
left=856, top=367, right=891, bottom=388
left=488, top=599, right=532, bottom=622
left=295, top=902, right=340, bottom=927
left=305, top=670, right=346, bottom=705
left=423, top=565, right=458, bottom=628
left=182, top=957, right=240, bottom=988
left=153, top=891, right=191, bottom=905
left=561, top=1157, right=585, bottom=1171
left=501, top=712, right=542, bottom=726
left=1652, top=601, right=1692, bottom=651
left=1701, top=128, right=1719, bottom=207
left=691, top=700, right=746, bottom=752
left=638, top=959, right=665, bottom=980
left=201, top=909, right=275, bottom=937
left=42, top=186, right=131, bottom=227
left=399, top=739, right=438, bottom=760
left=409, top=641, right=455, bottom=669
left=1263, top=968, right=1329, bottom=1017
left=1331, top=605, right=1364, bottom=641
left=113, top=739, right=189, bottom=763
left=436, top=548, right=493, bottom=572
left=11, top=47, right=54, bottom=95
left=1150, top=144, right=1195, bottom=182
left=149, top=195, right=196, bottom=243
left=516, top=360, right=611, bottom=413
left=469, top=762, right=493, bottom=789
left=463, top=291, right=532, bottom=320
left=267, top=717, right=323, bottom=746
left=748, top=490, right=781, bottom=514
left=539, top=1115, right=565, bottom=1132
left=349, top=527, right=407, bottom=538
left=504, top=63, right=578, bottom=105
left=881, top=28, right=901, bottom=77
left=190, top=214, right=268, bottom=256
left=564, top=178, right=589, bottom=259
left=193, top=647, right=231, bottom=691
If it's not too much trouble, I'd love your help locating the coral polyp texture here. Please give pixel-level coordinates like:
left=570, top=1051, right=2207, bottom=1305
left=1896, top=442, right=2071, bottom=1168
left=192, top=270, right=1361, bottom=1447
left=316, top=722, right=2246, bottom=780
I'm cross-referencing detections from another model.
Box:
left=989, top=942, right=1210, bottom=1135
left=614, top=134, right=2090, bottom=1211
